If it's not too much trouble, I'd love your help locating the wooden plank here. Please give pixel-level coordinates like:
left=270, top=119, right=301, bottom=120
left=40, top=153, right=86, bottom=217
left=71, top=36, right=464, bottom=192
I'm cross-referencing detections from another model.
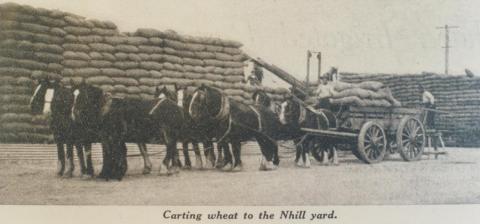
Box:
left=301, top=128, right=358, bottom=138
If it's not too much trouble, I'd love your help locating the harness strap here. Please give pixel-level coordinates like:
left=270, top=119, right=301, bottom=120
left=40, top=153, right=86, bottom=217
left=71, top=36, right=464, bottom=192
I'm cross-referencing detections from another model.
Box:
left=249, top=105, right=263, bottom=132
left=216, top=115, right=232, bottom=143
left=149, top=98, right=167, bottom=115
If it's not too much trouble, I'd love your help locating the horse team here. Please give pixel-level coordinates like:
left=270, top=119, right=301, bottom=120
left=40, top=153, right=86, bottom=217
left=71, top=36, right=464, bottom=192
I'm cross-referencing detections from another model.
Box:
left=30, top=78, right=337, bottom=181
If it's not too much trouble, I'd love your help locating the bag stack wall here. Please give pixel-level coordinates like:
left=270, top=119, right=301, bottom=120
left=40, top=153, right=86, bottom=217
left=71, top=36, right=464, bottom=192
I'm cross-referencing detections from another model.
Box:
left=340, top=72, right=480, bottom=147
left=0, top=2, right=67, bottom=143
left=0, top=2, right=289, bottom=143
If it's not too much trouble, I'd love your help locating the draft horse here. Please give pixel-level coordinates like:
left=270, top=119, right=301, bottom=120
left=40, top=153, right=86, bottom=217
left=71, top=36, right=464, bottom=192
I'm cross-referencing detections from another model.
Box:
left=279, top=95, right=339, bottom=167
left=153, top=85, right=222, bottom=169
left=73, top=84, right=177, bottom=180
left=30, top=78, right=87, bottom=177
left=73, top=83, right=160, bottom=176
left=188, top=85, right=280, bottom=171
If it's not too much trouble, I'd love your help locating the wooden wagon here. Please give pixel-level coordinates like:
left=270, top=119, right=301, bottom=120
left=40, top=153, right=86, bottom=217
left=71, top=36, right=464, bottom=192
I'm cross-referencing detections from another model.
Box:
left=301, top=106, right=427, bottom=163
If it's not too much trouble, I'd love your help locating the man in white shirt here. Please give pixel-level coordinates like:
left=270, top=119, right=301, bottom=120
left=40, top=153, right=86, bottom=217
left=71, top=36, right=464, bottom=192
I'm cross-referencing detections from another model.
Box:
left=420, top=85, right=435, bottom=129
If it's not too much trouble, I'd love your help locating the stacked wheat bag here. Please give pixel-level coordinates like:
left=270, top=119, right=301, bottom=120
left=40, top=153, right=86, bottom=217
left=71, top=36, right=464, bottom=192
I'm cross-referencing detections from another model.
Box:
left=0, top=2, right=289, bottom=143
left=326, top=81, right=401, bottom=107
left=0, top=3, right=67, bottom=143
left=340, top=72, right=480, bottom=147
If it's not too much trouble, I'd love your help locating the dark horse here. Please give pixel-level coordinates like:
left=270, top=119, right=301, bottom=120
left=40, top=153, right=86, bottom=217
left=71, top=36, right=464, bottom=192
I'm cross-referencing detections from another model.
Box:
left=279, top=95, right=338, bottom=167
left=153, top=85, right=221, bottom=169
left=188, top=85, right=280, bottom=171
left=71, top=83, right=155, bottom=178
left=30, top=78, right=87, bottom=177
left=73, top=84, right=177, bottom=180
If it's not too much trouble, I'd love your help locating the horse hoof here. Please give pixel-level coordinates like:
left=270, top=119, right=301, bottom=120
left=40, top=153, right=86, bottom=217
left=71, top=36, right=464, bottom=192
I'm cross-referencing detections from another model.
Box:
left=262, top=161, right=277, bottom=171
left=182, top=165, right=192, bottom=170
left=215, top=161, right=225, bottom=169
left=142, top=167, right=152, bottom=175
left=81, top=174, right=94, bottom=180
left=295, top=160, right=303, bottom=168
left=232, top=165, right=243, bottom=172
left=194, top=158, right=203, bottom=170
left=221, top=163, right=233, bottom=172
left=63, top=172, right=73, bottom=178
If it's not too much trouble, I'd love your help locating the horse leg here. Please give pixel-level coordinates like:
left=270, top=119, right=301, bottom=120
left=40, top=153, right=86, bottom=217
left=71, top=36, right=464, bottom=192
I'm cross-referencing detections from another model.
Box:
left=192, top=141, right=203, bottom=169
left=119, top=142, right=128, bottom=180
left=169, top=140, right=180, bottom=175
left=304, top=142, right=311, bottom=168
left=295, top=144, right=303, bottom=167
left=138, top=143, right=152, bottom=174
left=111, top=139, right=127, bottom=181
left=182, top=142, right=191, bottom=169
left=64, top=143, right=74, bottom=178
left=330, top=146, right=339, bottom=165
left=232, top=140, right=243, bottom=172
left=55, top=143, right=65, bottom=177
left=215, top=142, right=224, bottom=168
left=321, top=144, right=329, bottom=165
left=255, top=136, right=277, bottom=171
left=202, top=141, right=215, bottom=169
left=84, top=143, right=94, bottom=177
left=159, top=145, right=170, bottom=176
left=75, top=143, right=87, bottom=176
left=221, top=142, right=233, bottom=171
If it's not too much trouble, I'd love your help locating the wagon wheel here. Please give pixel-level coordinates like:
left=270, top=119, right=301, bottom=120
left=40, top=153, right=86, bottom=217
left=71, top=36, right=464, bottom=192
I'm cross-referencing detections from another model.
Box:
left=396, top=116, right=425, bottom=161
left=356, top=121, right=386, bottom=163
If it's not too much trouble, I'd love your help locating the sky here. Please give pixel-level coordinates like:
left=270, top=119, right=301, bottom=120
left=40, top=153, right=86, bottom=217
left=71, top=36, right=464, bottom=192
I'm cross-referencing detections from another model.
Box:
left=5, top=0, right=480, bottom=86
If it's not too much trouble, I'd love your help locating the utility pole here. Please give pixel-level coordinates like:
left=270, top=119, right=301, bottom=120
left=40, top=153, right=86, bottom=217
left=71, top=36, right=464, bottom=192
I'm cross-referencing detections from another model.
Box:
left=436, top=25, right=459, bottom=75
left=306, top=50, right=311, bottom=85
left=305, top=50, right=321, bottom=85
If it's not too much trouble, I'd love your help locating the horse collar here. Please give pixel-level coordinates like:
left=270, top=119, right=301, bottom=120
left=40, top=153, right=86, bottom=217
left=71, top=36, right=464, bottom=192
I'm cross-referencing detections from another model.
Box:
left=213, top=95, right=230, bottom=121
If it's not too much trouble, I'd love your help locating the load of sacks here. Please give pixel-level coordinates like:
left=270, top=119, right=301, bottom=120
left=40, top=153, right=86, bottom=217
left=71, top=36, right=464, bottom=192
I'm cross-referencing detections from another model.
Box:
left=340, top=72, right=480, bottom=147
left=323, top=81, right=402, bottom=107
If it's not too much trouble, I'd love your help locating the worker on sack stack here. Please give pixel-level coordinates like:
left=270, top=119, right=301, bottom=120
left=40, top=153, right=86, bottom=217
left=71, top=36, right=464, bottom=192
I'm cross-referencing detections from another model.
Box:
left=247, top=62, right=263, bottom=86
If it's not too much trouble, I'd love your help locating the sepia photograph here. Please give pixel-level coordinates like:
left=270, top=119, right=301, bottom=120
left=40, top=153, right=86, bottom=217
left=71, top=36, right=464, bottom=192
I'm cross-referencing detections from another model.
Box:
left=0, top=0, right=479, bottom=222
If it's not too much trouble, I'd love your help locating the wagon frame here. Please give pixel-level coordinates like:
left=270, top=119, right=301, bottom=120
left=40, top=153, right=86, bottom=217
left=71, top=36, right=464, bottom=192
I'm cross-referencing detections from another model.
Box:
left=301, top=106, right=428, bottom=164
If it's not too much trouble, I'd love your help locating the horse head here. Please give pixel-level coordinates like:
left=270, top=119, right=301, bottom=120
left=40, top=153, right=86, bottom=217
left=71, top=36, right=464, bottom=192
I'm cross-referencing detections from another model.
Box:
left=188, top=85, right=225, bottom=122
left=279, top=95, right=301, bottom=125
left=154, top=85, right=177, bottom=102
left=252, top=90, right=271, bottom=108
left=30, top=78, right=59, bottom=115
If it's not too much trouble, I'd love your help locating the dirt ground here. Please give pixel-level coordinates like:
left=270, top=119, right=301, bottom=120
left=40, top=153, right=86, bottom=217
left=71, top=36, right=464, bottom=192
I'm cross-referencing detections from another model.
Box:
left=0, top=144, right=479, bottom=205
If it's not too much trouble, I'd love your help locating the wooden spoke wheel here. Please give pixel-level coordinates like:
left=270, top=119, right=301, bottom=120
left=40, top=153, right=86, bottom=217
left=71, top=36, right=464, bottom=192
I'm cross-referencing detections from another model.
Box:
left=397, top=116, right=425, bottom=161
left=356, top=121, right=386, bottom=164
